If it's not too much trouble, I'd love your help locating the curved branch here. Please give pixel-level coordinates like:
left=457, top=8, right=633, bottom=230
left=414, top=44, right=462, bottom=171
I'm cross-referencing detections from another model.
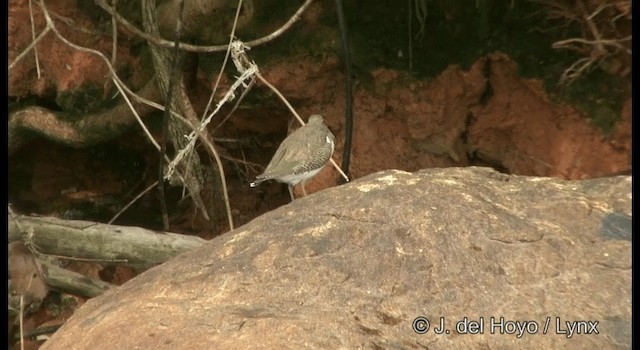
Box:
left=95, top=0, right=315, bottom=52
left=9, top=80, right=160, bottom=155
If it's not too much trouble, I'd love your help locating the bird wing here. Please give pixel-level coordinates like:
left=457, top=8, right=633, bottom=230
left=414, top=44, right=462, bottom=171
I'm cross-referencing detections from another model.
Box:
left=256, top=121, right=334, bottom=179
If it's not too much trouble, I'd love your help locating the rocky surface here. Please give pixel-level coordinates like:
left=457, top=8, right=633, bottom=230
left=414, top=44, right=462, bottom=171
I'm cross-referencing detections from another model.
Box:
left=41, top=167, right=631, bottom=349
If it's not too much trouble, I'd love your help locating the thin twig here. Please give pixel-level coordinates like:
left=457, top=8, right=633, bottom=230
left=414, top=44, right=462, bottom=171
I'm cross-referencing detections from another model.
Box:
left=48, top=11, right=107, bottom=36
left=219, top=152, right=260, bottom=168
left=255, top=72, right=304, bottom=125
left=558, top=57, right=593, bottom=85
left=28, top=0, right=41, bottom=78
left=13, top=325, right=62, bottom=340
left=8, top=206, right=25, bottom=236
left=108, top=181, right=159, bottom=224
left=19, top=295, right=24, bottom=350
left=9, top=26, right=50, bottom=70
left=334, top=0, right=354, bottom=182
left=552, top=36, right=631, bottom=54
left=587, top=2, right=614, bottom=21
left=199, top=135, right=234, bottom=230
left=212, top=78, right=256, bottom=132
left=408, top=0, right=413, bottom=78
left=111, top=78, right=161, bottom=150
left=244, top=0, right=315, bottom=47
left=238, top=139, right=251, bottom=175
left=203, top=0, right=246, bottom=119
left=110, top=0, right=118, bottom=66
left=30, top=253, right=129, bottom=263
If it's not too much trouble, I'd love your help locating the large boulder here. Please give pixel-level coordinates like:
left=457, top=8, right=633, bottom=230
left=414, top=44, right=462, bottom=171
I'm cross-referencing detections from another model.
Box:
left=42, top=167, right=631, bottom=349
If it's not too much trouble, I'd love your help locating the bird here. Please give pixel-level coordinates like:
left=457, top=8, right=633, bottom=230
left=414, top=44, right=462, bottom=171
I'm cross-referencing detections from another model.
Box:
left=250, top=114, right=335, bottom=201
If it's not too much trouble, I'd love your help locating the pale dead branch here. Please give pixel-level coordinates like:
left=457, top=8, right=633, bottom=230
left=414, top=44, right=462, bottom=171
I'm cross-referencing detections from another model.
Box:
left=534, top=0, right=631, bottom=85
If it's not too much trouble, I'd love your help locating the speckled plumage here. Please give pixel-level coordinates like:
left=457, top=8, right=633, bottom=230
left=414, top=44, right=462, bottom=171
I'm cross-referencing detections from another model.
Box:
left=250, top=115, right=335, bottom=198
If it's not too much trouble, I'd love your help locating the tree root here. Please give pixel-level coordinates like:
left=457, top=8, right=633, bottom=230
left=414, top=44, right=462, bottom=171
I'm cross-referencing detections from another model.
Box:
left=9, top=80, right=161, bottom=155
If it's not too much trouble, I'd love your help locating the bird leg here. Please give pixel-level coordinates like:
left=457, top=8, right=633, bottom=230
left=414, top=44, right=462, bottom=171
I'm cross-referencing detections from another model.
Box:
left=288, top=185, right=295, bottom=201
left=287, top=182, right=308, bottom=201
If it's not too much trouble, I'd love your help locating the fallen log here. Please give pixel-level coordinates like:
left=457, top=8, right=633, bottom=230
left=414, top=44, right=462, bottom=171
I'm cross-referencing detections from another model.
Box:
left=8, top=215, right=206, bottom=270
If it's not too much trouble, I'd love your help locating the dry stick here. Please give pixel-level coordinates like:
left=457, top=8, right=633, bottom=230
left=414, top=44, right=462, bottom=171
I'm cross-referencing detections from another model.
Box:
left=212, top=78, right=256, bottom=132
left=94, top=0, right=315, bottom=52
left=9, top=26, right=50, bottom=69
left=199, top=135, right=232, bottom=228
left=29, top=253, right=128, bottom=264
left=553, top=36, right=632, bottom=53
left=107, top=0, right=118, bottom=92
left=512, top=149, right=570, bottom=179
left=238, top=139, right=251, bottom=176
left=48, top=11, right=106, bottom=36
left=216, top=150, right=260, bottom=168
left=109, top=181, right=159, bottom=225
left=14, top=325, right=62, bottom=341
left=254, top=73, right=303, bottom=125
left=19, top=294, right=24, bottom=350
left=334, top=0, right=354, bottom=183
left=255, top=73, right=350, bottom=183
left=177, top=126, right=234, bottom=230
left=203, top=0, right=247, bottom=119
left=407, top=0, right=413, bottom=78
left=158, top=0, right=186, bottom=231
left=580, top=0, right=606, bottom=54
left=610, top=2, right=631, bottom=23
left=587, top=2, right=615, bottom=21
left=28, top=0, right=41, bottom=78
left=19, top=274, right=35, bottom=350
left=110, top=0, right=118, bottom=65
left=110, top=79, right=160, bottom=150
left=244, top=0, right=315, bottom=48
left=560, top=57, right=592, bottom=82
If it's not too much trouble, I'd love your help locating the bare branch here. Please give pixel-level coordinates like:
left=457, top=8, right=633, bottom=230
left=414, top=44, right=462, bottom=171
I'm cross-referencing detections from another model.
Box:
left=536, top=0, right=631, bottom=85
left=94, top=0, right=315, bottom=53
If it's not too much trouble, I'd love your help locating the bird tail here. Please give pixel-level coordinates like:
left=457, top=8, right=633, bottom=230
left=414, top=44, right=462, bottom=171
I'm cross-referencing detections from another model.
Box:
left=249, top=179, right=263, bottom=188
